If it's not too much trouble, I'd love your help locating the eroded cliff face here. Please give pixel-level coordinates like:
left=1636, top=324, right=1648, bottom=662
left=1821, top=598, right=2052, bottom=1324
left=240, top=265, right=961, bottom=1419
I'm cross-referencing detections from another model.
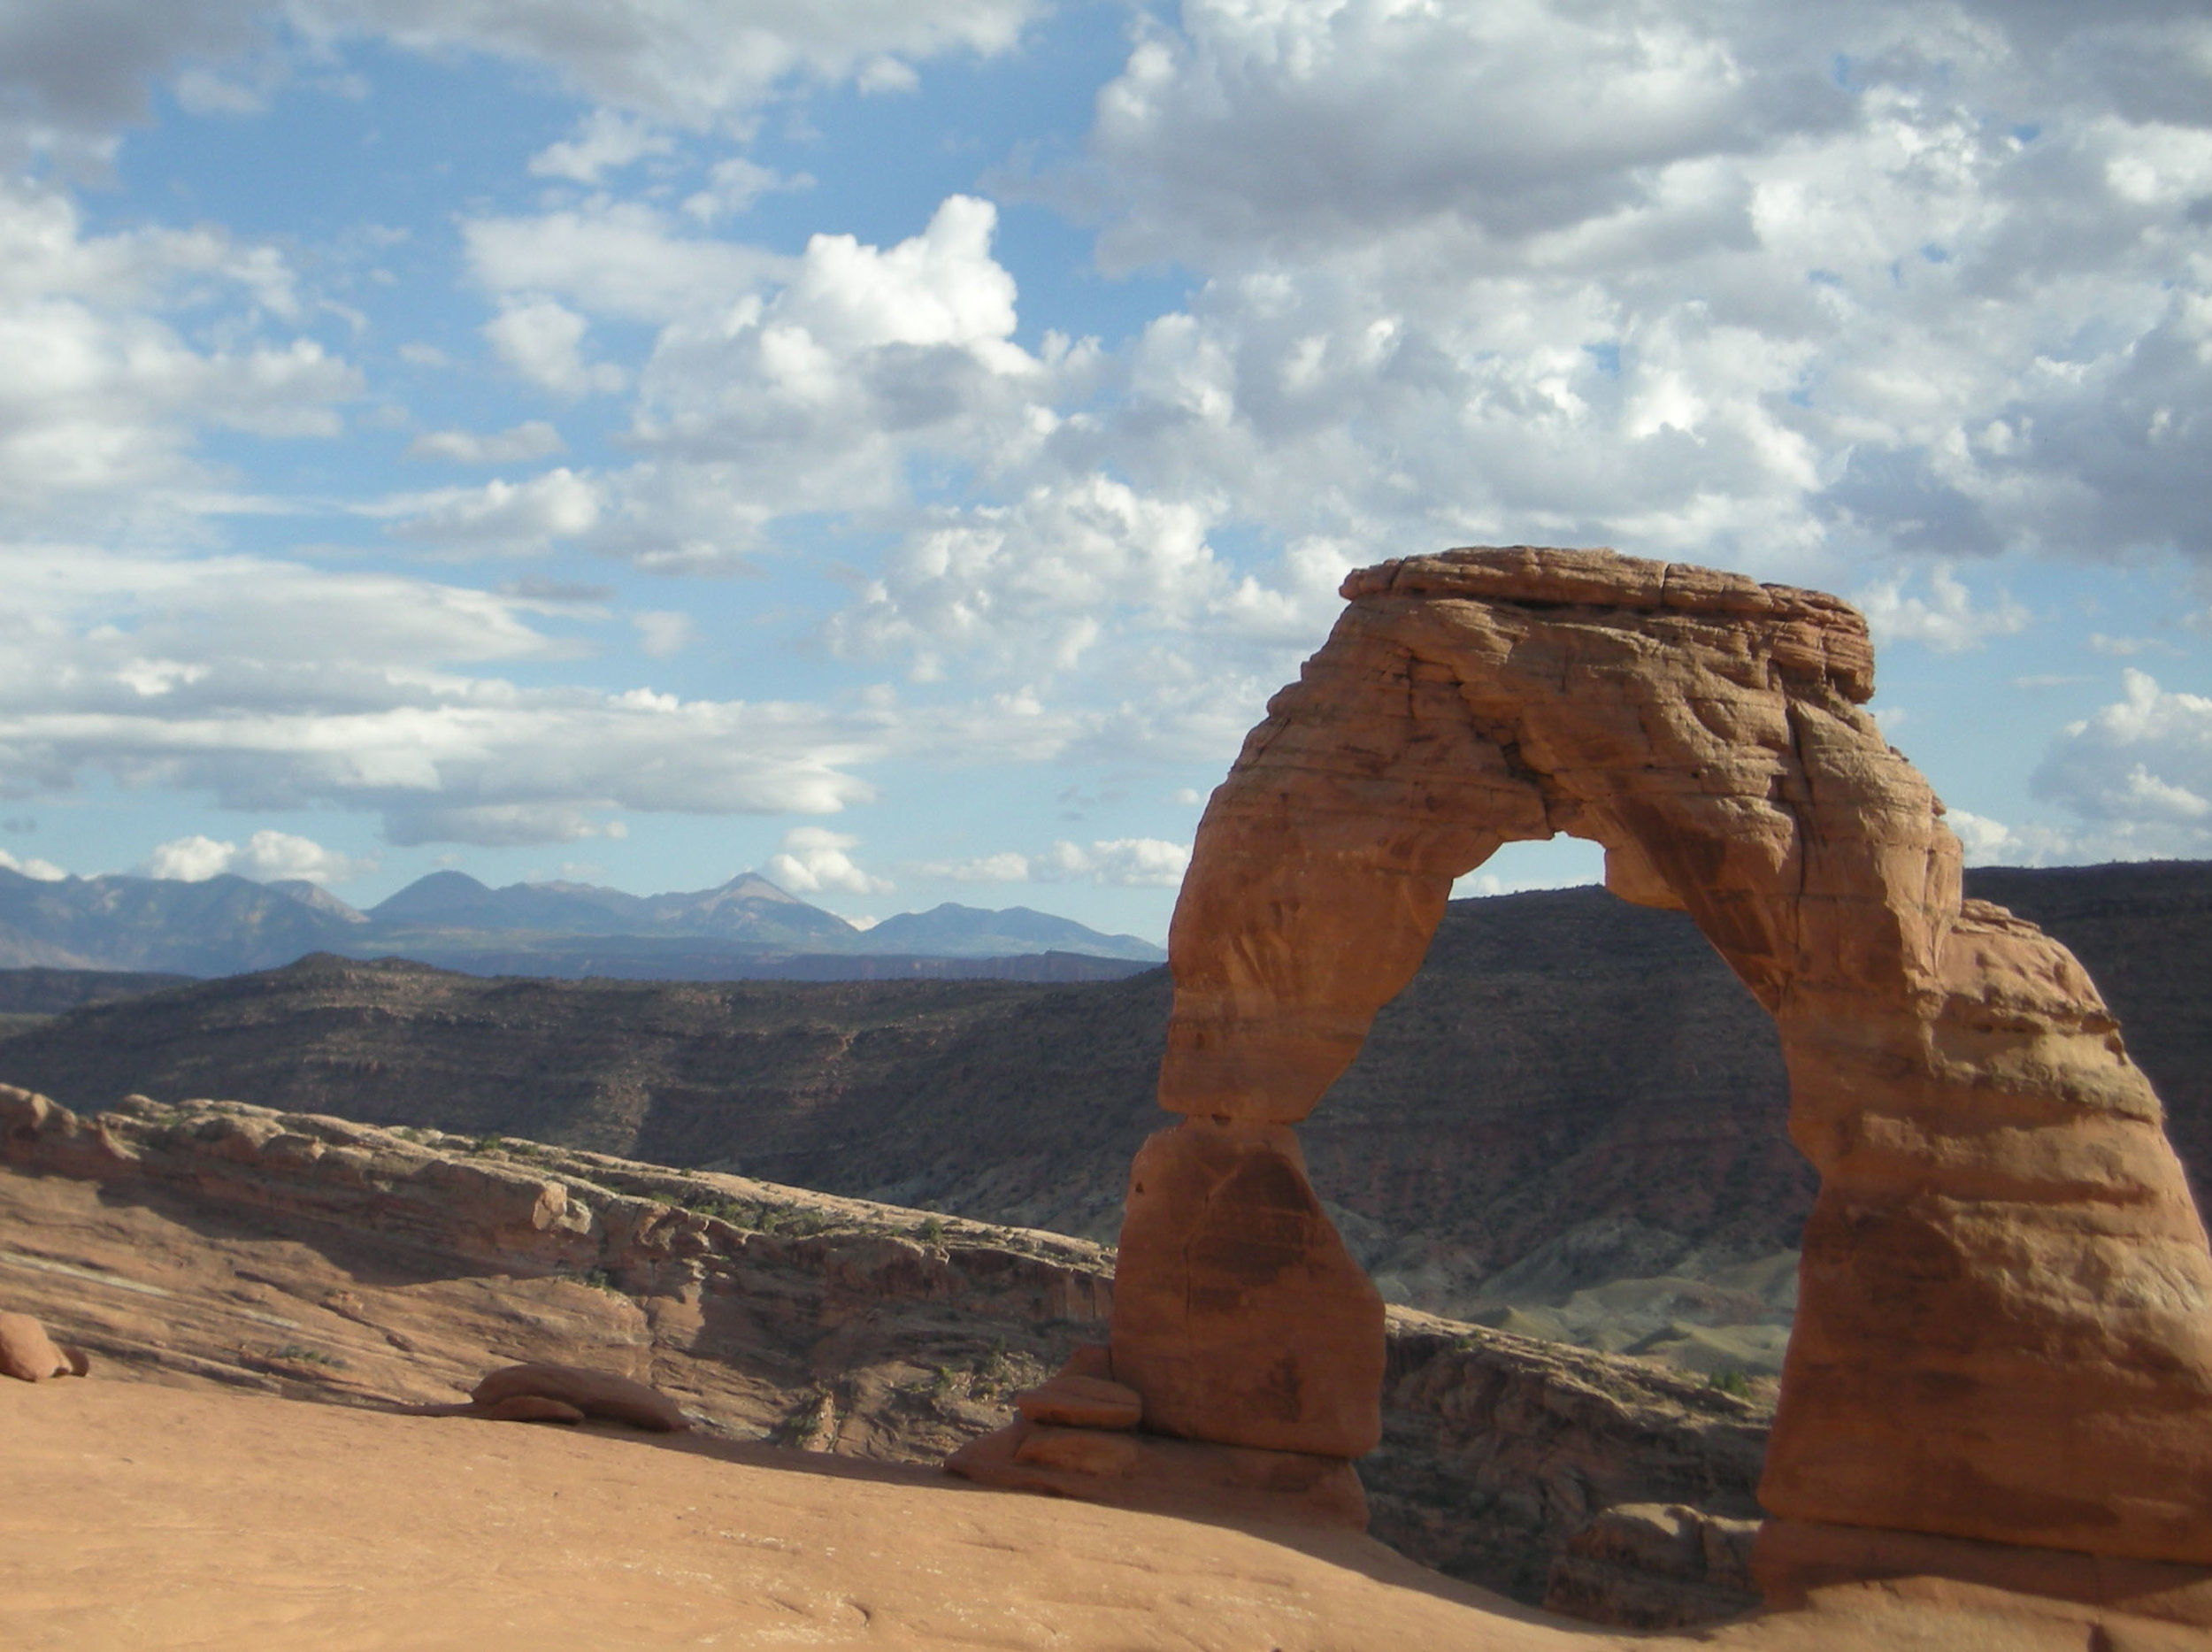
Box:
left=1122, top=546, right=2212, bottom=1591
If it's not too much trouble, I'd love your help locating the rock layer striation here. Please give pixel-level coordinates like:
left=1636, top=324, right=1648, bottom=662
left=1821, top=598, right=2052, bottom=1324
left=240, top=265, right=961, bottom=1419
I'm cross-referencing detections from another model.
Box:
left=1103, top=546, right=2212, bottom=1593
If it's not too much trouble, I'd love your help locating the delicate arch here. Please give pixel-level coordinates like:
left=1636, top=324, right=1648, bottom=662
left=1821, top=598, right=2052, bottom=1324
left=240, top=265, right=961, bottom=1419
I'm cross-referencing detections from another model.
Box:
left=1111, top=547, right=2212, bottom=1577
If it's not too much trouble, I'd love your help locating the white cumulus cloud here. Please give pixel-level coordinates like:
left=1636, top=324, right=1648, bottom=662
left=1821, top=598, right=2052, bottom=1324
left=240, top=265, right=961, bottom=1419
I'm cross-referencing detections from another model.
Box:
left=913, top=837, right=1190, bottom=887
left=0, top=549, right=890, bottom=848
left=1856, top=566, right=2032, bottom=654
left=2030, top=670, right=2212, bottom=855
left=483, top=298, right=627, bottom=396
left=144, top=829, right=372, bottom=884
left=1042, top=836, right=1191, bottom=887
left=0, top=846, right=67, bottom=881
left=767, top=826, right=893, bottom=895
left=527, top=108, right=673, bottom=184
left=406, top=421, right=565, bottom=464
left=383, top=468, right=604, bottom=552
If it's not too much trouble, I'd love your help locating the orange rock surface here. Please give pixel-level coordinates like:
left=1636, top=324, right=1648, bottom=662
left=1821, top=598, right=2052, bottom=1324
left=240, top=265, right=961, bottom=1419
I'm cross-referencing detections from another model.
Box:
left=1013, top=1372, right=1142, bottom=1430
left=5, top=1377, right=2204, bottom=1651
left=0, top=1310, right=84, bottom=1382
left=1109, top=1118, right=1385, bottom=1457
left=468, top=1361, right=690, bottom=1432
left=1136, top=545, right=2212, bottom=1576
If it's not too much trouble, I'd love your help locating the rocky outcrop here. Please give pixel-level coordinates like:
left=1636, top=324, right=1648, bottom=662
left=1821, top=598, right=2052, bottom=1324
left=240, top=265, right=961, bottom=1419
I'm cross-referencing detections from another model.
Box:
left=1085, top=545, right=2212, bottom=1615
left=3, top=1081, right=1774, bottom=1619
left=1543, top=1503, right=1761, bottom=1629
left=12, top=862, right=2208, bottom=1366
left=465, top=1363, right=688, bottom=1431
left=0, top=1083, right=1114, bottom=1330
left=0, top=1310, right=88, bottom=1381
left=1363, top=1309, right=1768, bottom=1609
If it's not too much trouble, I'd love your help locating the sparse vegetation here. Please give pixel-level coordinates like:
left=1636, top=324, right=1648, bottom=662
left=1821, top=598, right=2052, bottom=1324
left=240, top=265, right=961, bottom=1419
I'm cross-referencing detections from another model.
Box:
left=916, top=1216, right=946, bottom=1246
left=1707, top=1365, right=1752, bottom=1398
left=769, top=1387, right=838, bottom=1448
left=261, top=1343, right=348, bottom=1370
left=757, top=1206, right=828, bottom=1238
left=681, top=1191, right=754, bottom=1226
left=468, top=1134, right=504, bottom=1156
left=576, top=1267, right=622, bottom=1295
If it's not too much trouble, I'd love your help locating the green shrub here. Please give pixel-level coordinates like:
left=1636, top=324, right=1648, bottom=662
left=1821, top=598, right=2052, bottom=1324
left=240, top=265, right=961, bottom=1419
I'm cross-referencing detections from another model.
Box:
left=1708, top=1365, right=1752, bottom=1398
left=264, top=1343, right=347, bottom=1369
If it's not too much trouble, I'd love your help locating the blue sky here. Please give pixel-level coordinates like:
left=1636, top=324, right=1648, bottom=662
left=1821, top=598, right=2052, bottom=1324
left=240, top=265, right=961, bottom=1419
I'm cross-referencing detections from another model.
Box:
left=1, top=0, right=2208, bottom=942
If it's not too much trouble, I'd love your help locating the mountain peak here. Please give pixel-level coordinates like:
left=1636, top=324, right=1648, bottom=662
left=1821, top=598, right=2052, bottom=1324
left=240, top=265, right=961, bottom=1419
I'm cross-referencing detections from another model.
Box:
left=365, top=871, right=499, bottom=925
left=266, top=880, right=369, bottom=925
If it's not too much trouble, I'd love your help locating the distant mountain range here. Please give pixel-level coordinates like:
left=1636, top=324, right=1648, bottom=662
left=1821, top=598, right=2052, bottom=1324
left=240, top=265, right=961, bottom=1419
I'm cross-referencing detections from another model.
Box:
left=0, top=865, right=1164, bottom=980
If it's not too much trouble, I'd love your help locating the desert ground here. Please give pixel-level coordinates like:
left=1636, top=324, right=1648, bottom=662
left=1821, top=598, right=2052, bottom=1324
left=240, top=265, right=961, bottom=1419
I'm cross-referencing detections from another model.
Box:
left=9, top=1373, right=2189, bottom=1652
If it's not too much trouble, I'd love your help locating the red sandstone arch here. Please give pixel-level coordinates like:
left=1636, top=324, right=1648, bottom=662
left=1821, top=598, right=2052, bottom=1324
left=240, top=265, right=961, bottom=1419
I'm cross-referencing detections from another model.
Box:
left=1110, top=548, right=2212, bottom=1587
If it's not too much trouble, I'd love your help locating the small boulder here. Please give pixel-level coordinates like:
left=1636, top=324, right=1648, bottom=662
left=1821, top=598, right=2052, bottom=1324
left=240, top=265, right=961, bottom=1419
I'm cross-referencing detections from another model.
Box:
left=469, top=1362, right=687, bottom=1432
left=0, top=1311, right=88, bottom=1382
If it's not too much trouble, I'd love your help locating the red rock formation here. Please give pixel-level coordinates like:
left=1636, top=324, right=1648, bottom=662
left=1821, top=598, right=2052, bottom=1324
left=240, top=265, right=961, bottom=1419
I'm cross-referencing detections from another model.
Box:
left=1101, top=545, right=2211, bottom=1603
left=470, top=1363, right=687, bottom=1431
left=1109, top=1118, right=1384, bottom=1457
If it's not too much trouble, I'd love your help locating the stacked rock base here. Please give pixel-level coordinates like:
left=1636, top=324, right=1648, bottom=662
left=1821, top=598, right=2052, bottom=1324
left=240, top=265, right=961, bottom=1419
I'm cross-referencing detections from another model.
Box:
left=945, top=1347, right=1370, bottom=1530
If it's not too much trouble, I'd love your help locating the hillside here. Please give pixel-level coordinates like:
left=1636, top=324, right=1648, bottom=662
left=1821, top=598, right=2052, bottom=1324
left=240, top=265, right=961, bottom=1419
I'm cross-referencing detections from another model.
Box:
left=4, top=862, right=2204, bottom=1351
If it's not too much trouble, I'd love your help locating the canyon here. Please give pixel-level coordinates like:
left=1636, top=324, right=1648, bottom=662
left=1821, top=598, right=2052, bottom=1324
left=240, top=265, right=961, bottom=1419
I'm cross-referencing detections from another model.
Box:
left=4, top=858, right=2204, bottom=1385
left=1, top=1083, right=1770, bottom=1625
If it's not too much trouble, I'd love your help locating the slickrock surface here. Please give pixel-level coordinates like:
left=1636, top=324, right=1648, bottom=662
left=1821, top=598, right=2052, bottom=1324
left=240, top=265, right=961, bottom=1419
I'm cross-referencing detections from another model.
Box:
left=4, top=1379, right=2202, bottom=1652
left=1153, top=546, right=2212, bottom=1578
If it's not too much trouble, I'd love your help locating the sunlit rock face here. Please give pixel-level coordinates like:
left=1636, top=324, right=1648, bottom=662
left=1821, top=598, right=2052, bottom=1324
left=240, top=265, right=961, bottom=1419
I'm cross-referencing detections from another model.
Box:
left=1119, top=545, right=2212, bottom=1568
